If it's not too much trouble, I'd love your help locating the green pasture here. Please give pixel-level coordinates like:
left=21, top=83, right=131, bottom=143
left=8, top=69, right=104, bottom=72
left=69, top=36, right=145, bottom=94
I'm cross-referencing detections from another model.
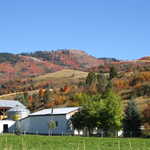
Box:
left=0, top=134, right=149, bottom=150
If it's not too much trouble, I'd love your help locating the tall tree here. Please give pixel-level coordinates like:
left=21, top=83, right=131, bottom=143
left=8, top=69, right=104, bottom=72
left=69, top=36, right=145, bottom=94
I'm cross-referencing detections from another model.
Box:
left=43, top=88, right=51, bottom=104
left=123, top=100, right=142, bottom=137
left=86, top=72, right=97, bottom=86
left=109, top=66, right=118, bottom=80
left=71, top=107, right=95, bottom=136
left=71, top=91, right=123, bottom=137
left=96, top=73, right=109, bottom=94
left=97, top=90, right=123, bottom=136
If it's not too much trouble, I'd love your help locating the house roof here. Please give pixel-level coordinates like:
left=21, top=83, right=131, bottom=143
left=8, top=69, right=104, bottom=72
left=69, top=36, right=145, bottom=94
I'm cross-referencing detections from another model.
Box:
left=30, top=107, right=80, bottom=116
left=0, top=100, right=25, bottom=108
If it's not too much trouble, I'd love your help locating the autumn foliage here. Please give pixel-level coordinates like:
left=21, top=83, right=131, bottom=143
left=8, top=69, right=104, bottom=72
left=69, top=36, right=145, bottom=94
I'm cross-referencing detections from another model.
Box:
left=142, top=104, right=150, bottom=130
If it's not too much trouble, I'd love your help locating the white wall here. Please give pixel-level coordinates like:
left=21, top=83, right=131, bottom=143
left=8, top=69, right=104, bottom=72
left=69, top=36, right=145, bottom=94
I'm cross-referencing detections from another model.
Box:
left=0, top=120, right=15, bottom=134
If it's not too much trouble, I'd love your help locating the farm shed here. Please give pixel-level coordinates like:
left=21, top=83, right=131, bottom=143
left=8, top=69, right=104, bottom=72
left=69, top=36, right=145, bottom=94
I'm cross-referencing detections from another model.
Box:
left=10, top=107, right=80, bottom=135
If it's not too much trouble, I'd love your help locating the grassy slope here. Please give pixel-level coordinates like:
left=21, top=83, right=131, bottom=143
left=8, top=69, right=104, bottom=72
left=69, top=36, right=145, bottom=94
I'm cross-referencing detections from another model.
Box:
left=33, top=69, right=88, bottom=87
left=123, top=96, right=150, bottom=112
left=0, top=134, right=150, bottom=150
left=134, top=97, right=150, bottom=112
left=34, top=69, right=88, bottom=81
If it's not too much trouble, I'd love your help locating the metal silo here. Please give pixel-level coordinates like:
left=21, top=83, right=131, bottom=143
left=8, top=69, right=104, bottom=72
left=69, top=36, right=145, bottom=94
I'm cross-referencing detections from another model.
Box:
left=7, top=105, right=30, bottom=121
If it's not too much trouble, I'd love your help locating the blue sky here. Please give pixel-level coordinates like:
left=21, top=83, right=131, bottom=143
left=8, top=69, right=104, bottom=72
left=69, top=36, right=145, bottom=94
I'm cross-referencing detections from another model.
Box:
left=0, top=0, right=150, bottom=59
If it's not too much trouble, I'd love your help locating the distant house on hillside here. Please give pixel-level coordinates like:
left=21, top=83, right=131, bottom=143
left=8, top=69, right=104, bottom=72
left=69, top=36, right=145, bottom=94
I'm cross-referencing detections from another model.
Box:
left=10, top=107, right=80, bottom=135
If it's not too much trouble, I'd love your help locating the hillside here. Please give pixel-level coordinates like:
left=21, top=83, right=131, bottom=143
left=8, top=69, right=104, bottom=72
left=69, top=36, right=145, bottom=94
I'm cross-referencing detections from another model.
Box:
left=0, top=49, right=150, bottom=94
left=22, top=49, right=106, bottom=69
left=34, top=69, right=88, bottom=81
left=1, top=68, right=150, bottom=113
left=32, top=69, right=88, bottom=89
left=90, top=59, right=150, bottom=73
left=0, top=49, right=108, bottom=84
left=0, top=53, right=62, bottom=83
left=1, top=49, right=150, bottom=85
left=0, top=51, right=150, bottom=114
left=1, top=50, right=150, bottom=110
left=0, top=69, right=88, bottom=95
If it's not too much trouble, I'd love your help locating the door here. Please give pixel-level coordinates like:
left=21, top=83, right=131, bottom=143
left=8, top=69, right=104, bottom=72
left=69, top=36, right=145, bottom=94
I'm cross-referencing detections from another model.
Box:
left=3, top=124, right=8, bottom=133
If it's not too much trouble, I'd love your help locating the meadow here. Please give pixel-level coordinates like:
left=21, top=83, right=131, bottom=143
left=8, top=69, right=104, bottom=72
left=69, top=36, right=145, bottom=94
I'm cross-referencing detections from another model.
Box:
left=0, top=134, right=150, bottom=150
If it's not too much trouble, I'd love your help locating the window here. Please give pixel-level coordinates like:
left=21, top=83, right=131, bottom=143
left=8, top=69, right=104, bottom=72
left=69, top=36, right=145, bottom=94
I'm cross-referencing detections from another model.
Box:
left=55, top=121, right=58, bottom=127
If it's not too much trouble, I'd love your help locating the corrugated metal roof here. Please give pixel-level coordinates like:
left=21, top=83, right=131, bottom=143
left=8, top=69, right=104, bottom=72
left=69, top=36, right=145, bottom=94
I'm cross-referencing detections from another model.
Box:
left=30, top=107, right=79, bottom=116
left=7, top=105, right=30, bottom=113
left=0, top=100, right=25, bottom=108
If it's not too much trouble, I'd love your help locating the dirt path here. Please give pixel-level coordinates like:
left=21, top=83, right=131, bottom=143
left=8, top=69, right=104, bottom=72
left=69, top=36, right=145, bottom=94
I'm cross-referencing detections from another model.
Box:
left=0, top=90, right=39, bottom=99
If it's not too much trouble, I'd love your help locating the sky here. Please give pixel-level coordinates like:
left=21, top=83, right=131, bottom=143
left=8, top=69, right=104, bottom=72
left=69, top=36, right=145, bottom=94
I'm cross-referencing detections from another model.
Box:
left=0, top=0, right=150, bottom=60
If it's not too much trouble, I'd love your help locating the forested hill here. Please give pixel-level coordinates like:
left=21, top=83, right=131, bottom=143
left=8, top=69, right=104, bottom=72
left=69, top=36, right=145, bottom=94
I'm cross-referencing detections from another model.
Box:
left=21, top=49, right=107, bottom=69
left=0, top=49, right=150, bottom=96
left=0, top=49, right=117, bottom=83
left=0, top=53, right=20, bottom=63
left=0, top=50, right=150, bottom=117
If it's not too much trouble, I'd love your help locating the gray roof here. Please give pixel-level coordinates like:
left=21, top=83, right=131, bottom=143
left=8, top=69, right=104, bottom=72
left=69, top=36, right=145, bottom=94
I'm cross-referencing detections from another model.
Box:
left=7, top=105, right=30, bottom=113
left=0, top=100, right=25, bottom=108
left=30, top=107, right=79, bottom=116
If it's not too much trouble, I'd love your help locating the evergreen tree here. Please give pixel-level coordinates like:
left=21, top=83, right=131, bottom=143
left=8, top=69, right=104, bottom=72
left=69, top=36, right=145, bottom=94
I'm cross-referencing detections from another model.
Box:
left=96, top=73, right=108, bottom=94
left=109, top=66, right=117, bottom=80
left=22, top=91, right=29, bottom=105
left=123, top=100, right=142, bottom=137
left=86, top=72, right=97, bottom=86
left=43, top=88, right=51, bottom=104
left=30, top=93, right=39, bottom=111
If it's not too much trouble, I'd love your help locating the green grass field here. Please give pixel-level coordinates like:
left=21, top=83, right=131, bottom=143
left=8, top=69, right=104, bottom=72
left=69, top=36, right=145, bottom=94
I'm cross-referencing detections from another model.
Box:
left=0, top=134, right=150, bottom=150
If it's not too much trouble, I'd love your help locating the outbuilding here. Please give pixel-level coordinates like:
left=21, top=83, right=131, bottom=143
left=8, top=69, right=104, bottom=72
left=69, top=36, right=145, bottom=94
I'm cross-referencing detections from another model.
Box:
left=10, top=107, right=80, bottom=135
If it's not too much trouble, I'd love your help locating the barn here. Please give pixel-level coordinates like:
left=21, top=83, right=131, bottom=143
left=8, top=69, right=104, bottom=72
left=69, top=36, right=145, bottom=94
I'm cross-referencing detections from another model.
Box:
left=10, top=107, right=80, bottom=135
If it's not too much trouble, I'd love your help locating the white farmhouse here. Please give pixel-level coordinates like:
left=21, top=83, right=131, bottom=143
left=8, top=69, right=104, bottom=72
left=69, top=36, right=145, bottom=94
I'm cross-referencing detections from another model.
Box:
left=10, top=107, right=80, bottom=135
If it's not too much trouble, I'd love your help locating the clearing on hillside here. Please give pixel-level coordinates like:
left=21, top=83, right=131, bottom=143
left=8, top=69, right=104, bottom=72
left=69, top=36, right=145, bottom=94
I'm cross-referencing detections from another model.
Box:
left=33, top=69, right=88, bottom=87
left=34, top=69, right=88, bottom=81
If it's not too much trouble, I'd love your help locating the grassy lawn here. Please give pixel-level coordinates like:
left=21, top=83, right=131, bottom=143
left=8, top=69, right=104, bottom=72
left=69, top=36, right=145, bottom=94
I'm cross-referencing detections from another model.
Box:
left=0, top=134, right=150, bottom=150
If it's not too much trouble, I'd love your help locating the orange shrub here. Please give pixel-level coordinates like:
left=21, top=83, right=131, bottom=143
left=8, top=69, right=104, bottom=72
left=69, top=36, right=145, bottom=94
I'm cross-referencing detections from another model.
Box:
left=39, top=88, right=45, bottom=97
left=113, top=79, right=129, bottom=89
